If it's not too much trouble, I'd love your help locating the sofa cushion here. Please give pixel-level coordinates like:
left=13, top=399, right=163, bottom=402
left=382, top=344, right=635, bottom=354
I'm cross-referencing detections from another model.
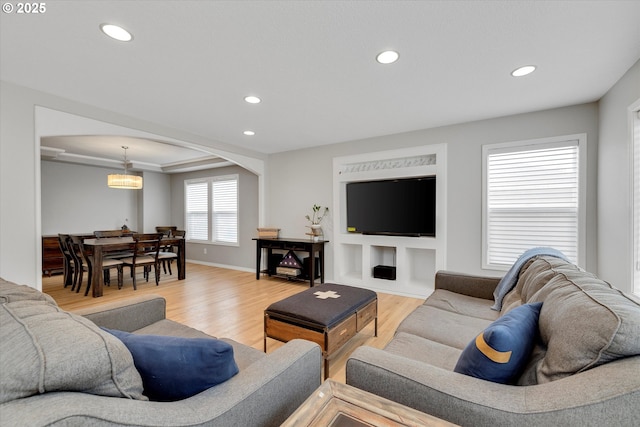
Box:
left=103, top=328, right=239, bottom=401
left=385, top=332, right=463, bottom=370
left=425, top=289, right=500, bottom=321
left=396, top=305, right=492, bottom=349
left=522, top=268, right=640, bottom=383
left=0, top=278, right=57, bottom=305
left=501, top=256, right=571, bottom=315
left=0, top=299, right=146, bottom=404
left=454, top=302, right=542, bottom=384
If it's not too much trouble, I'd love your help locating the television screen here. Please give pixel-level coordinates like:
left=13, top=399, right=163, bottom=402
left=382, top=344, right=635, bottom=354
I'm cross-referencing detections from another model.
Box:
left=346, top=176, right=436, bottom=237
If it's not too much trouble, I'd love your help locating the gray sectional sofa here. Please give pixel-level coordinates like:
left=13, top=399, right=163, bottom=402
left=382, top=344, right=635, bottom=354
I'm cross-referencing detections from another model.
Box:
left=0, top=279, right=322, bottom=426
left=346, top=256, right=640, bottom=426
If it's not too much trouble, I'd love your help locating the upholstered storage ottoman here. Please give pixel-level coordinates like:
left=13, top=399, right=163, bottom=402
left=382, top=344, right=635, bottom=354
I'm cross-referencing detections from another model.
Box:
left=265, top=283, right=377, bottom=379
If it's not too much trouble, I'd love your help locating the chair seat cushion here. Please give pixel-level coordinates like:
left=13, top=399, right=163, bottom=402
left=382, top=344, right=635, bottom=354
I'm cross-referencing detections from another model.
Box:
left=157, top=252, right=178, bottom=259
left=103, top=328, right=239, bottom=401
left=101, top=259, right=123, bottom=267
left=121, top=256, right=156, bottom=264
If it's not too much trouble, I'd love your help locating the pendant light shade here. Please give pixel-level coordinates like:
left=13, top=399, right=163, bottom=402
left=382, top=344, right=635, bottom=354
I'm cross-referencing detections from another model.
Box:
left=108, top=146, right=143, bottom=189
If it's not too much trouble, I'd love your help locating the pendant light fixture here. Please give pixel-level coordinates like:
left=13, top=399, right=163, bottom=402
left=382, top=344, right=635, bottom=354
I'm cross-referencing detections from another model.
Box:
left=107, top=146, right=143, bottom=189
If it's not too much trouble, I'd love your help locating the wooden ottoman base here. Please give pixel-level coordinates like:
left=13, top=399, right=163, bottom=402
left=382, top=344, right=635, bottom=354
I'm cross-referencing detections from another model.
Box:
left=264, top=285, right=377, bottom=379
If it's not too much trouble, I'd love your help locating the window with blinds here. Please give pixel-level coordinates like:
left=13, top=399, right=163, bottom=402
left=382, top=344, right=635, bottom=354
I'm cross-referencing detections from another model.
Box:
left=185, top=181, right=208, bottom=241
left=212, top=178, right=238, bottom=243
left=483, top=136, right=585, bottom=269
left=185, top=175, right=238, bottom=244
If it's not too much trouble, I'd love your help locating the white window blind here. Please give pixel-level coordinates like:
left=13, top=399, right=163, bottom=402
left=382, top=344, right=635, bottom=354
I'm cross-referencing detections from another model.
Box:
left=186, top=181, right=209, bottom=241
left=184, top=175, right=238, bottom=244
left=484, top=138, right=581, bottom=269
left=212, top=178, right=238, bottom=243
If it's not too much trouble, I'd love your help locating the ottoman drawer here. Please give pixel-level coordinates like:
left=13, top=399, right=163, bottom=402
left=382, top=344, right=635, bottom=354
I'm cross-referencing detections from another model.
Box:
left=327, top=315, right=357, bottom=353
left=265, top=317, right=325, bottom=347
left=357, top=300, right=377, bottom=332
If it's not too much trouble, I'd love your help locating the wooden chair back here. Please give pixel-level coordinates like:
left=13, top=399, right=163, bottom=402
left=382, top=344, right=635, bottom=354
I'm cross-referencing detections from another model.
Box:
left=132, top=233, right=163, bottom=260
left=155, top=226, right=177, bottom=237
left=58, top=234, right=74, bottom=288
left=94, top=230, right=123, bottom=238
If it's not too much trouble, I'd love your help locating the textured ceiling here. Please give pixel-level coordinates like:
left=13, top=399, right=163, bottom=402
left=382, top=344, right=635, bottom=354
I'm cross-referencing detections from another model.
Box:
left=2, top=1, right=640, bottom=158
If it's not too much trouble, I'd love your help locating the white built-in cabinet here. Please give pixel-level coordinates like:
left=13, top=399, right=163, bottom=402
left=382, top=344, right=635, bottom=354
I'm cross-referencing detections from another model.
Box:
left=332, top=144, right=447, bottom=298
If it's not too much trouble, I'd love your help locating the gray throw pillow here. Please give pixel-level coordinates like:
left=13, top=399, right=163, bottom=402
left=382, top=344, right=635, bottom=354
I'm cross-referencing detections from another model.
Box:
left=522, top=268, right=640, bottom=384
left=0, top=299, right=146, bottom=404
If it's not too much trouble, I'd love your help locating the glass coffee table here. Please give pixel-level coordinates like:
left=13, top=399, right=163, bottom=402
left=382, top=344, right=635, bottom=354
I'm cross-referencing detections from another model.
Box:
left=282, top=380, right=458, bottom=427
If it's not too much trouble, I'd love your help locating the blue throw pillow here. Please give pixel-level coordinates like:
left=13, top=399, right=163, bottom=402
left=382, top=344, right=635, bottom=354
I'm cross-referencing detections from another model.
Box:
left=102, top=328, right=239, bottom=401
left=454, top=302, right=542, bottom=384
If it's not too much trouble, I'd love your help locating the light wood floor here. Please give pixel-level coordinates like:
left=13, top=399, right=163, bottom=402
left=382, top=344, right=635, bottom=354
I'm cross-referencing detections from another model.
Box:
left=42, top=263, right=424, bottom=383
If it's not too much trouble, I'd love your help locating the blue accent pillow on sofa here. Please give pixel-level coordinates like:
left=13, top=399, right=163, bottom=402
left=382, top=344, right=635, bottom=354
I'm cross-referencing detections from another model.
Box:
left=102, top=328, right=239, bottom=401
left=454, top=302, right=542, bottom=384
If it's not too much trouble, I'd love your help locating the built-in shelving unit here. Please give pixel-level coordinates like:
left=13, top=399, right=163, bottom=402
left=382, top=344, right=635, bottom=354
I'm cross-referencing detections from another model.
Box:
left=332, top=144, right=447, bottom=298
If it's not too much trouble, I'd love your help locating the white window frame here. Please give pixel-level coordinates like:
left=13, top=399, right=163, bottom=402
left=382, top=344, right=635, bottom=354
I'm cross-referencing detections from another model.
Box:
left=482, top=134, right=586, bottom=270
left=184, top=174, right=239, bottom=246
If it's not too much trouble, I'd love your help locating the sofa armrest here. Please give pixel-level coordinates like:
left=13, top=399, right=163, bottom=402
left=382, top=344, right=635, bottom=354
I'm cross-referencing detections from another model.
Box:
left=0, top=339, right=322, bottom=427
left=346, top=346, right=640, bottom=427
left=434, top=270, right=501, bottom=300
left=73, top=294, right=166, bottom=332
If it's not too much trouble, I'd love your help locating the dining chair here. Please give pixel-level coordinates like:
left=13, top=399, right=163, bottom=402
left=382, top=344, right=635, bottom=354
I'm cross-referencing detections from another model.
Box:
left=120, top=233, right=162, bottom=290
left=157, top=229, right=184, bottom=275
left=57, top=234, right=75, bottom=289
left=66, top=235, right=88, bottom=292
left=71, top=235, right=124, bottom=296
left=94, top=230, right=135, bottom=259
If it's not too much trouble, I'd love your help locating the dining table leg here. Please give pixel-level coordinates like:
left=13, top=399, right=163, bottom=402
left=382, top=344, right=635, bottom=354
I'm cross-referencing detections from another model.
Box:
left=92, top=245, right=104, bottom=297
left=177, top=238, right=185, bottom=280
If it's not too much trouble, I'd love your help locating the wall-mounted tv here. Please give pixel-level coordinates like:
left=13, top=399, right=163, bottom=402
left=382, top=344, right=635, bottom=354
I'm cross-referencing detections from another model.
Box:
left=346, top=176, right=436, bottom=237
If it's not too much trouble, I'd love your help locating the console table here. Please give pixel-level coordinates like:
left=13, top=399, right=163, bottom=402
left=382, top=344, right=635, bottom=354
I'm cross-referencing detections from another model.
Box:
left=254, top=237, right=328, bottom=287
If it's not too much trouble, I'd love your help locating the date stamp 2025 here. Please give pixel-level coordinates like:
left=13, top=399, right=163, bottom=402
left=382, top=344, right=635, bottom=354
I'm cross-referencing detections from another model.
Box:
left=2, top=2, right=47, bottom=14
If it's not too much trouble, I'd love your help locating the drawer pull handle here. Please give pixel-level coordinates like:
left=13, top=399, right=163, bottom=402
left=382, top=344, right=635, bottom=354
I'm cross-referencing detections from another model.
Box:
left=340, top=329, right=347, bottom=336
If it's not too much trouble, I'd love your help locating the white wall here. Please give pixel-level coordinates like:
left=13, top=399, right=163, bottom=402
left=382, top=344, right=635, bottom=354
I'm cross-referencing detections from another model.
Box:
left=598, top=59, right=640, bottom=293
left=41, top=160, right=139, bottom=234
left=0, top=82, right=40, bottom=286
left=140, top=170, right=171, bottom=233
left=267, top=103, right=600, bottom=280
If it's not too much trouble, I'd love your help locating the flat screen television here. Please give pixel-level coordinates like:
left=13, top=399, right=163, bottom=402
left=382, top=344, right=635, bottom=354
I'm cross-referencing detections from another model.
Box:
left=346, top=176, right=436, bottom=237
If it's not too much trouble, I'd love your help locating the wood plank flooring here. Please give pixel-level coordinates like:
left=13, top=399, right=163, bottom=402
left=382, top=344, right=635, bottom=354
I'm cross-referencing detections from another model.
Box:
left=42, top=263, right=424, bottom=383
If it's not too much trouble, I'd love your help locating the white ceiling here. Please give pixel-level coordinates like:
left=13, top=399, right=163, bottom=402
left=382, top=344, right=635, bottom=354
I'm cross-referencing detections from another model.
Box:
left=2, top=1, right=640, bottom=161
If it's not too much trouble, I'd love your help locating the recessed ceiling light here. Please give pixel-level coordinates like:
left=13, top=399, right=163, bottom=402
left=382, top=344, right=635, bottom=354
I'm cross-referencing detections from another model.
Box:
left=376, top=50, right=399, bottom=64
left=100, top=24, right=133, bottom=42
left=243, top=130, right=256, bottom=136
left=244, top=96, right=261, bottom=104
left=511, top=65, right=536, bottom=77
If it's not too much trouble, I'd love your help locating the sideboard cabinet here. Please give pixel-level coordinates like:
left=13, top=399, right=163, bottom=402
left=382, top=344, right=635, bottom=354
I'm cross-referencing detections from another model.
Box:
left=42, top=235, right=64, bottom=276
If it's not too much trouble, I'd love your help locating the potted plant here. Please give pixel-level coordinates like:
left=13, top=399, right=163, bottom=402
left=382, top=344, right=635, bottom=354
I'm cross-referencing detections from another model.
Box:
left=305, top=205, right=329, bottom=240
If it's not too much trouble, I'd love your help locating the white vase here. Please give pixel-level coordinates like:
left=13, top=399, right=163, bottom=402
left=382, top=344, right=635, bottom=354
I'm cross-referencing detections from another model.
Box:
left=310, top=224, right=322, bottom=241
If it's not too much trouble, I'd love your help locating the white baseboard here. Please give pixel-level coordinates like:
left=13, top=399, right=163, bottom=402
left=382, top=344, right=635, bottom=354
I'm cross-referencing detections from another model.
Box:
left=185, top=259, right=254, bottom=273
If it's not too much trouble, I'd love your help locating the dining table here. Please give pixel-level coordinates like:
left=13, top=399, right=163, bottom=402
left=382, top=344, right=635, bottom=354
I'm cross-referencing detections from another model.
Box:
left=82, top=235, right=185, bottom=297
